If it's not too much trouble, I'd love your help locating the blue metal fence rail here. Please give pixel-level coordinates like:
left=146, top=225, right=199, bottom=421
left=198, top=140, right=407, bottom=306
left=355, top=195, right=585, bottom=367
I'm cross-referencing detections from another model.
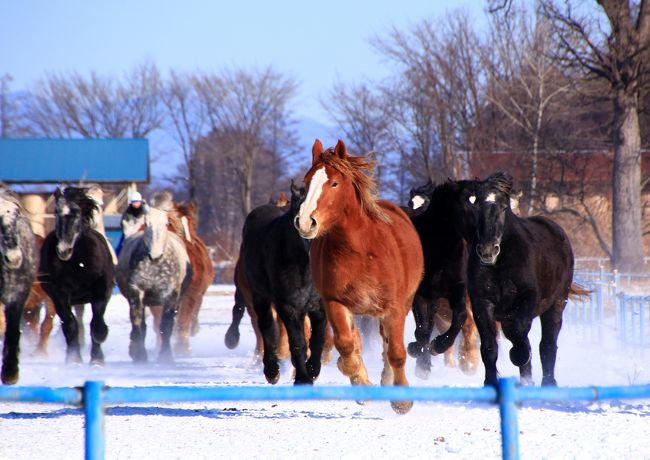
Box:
left=2, top=379, right=650, bottom=460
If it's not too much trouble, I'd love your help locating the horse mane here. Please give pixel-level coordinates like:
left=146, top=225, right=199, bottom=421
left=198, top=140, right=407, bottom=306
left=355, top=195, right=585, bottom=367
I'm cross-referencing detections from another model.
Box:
left=486, top=172, right=513, bottom=198
left=318, top=148, right=390, bottom=223
left=150, top=191, right=174, bottom=211
left=0, top=183, right=26, bottom=211
left=62, top=187, right=98, bottom=227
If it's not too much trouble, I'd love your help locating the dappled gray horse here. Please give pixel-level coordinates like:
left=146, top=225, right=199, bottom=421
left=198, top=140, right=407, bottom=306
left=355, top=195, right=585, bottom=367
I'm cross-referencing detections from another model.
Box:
left=116, top=206, right=192, bottom=363
left=0, top=187, right=37, bottom=384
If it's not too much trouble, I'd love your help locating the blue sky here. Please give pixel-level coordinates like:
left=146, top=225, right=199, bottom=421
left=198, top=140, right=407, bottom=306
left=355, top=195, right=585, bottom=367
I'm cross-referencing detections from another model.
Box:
left=1, top=0, right=488, bottom=125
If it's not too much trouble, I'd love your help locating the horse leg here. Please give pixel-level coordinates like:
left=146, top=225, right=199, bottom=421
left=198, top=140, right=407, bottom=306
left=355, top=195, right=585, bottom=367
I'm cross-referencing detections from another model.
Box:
left=431, top=285, right=468, bottom=356
left=174, top=291, right=195, bottom=355
left=427, top=298, right=456, bottom=367
left=322, top=319, right=334, bottom=364
left=458, top=300, right=480, bottom=375
left=73, top=305, right=85, bottom=347
left=275, top=305, right=311, bottom=385
left=89, top=298, right=109, bottom=365
left=51, top=295, right=82, bottom=364
left=158, top=296, right=178, bottom=364
left=539, top=300, right=565, bottom=387
left=381, top=305, right=412, bottom=415
left=1, top=300, right=26, bottom=384
left=305, top=306, right=327, bottom=381
left=149, top=305, right=163, bottom=350
left=127, top=292, right=148, bottom=363
left=327, top=300, right=370, bottom=386
left=34, top=300, right=55, bottom=356
left=21, top=301, right=40, bottom=339
left=253, top=295, right=280, bottom=384
left=471, top=298, right=499, bottom=387
left=501, top=318, right=534, bottom=386
left=224, top=287, right=247, bottom=349
left=408, top=294, right=433, bottom=380
left=276, top=308, right=291, bottom=360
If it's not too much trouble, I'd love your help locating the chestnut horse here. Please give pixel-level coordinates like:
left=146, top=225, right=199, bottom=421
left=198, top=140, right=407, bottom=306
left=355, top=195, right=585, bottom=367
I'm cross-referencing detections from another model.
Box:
left=295, top=140, right=424, bottom=413
left=149, top=193, right=215, bottom=354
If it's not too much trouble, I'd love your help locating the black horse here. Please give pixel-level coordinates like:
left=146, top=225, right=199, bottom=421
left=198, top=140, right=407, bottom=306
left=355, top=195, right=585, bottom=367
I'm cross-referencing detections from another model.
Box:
left=462, top=172, right=577, bottom=387
left=39, top=187, right=115, bottom=364
left=241, top=182, right=326, bottom=385
left=405, top=180, right=478, bottom=378
left=0, top=186, right=37, bottom=384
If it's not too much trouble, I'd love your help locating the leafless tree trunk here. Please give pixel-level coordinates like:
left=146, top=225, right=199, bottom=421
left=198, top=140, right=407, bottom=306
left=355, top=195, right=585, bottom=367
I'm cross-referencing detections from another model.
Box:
left=541, top=0, right=650, bottom=271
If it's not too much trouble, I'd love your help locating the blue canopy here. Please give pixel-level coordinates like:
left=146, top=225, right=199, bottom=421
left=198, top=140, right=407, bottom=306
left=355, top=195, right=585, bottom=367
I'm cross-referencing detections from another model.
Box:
left=0, top=138, right=149, bottom=183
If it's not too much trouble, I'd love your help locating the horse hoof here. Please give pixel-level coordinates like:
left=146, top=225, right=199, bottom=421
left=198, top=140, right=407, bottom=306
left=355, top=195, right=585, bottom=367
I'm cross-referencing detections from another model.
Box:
left=90, top=359, right=105, bottom=368
left=173, top=342, right=191, bottom=356
left=224, top=328, right=240, bottom=350
left=431, top=336, right=452, bottom=355
left=390, top=400, right=413, bottom=415
left=407, top=342, right=423, bottom=357
left=1, top=366, right=18, bottom=385
left=415, top=365, right=431, bottom=381
left=541, top=376, right=557, bottom=387
left=509, top=346, right=531, bottom=367
left=66, top=353, right=83, bottom=365
left=129, top=345, right=148, bottom=363
left=265, top=372, right=280, bottom=385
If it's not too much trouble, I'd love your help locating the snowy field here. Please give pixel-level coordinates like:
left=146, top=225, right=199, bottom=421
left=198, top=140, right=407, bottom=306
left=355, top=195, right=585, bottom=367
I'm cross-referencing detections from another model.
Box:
left=1, top=285, right=649, bottom=459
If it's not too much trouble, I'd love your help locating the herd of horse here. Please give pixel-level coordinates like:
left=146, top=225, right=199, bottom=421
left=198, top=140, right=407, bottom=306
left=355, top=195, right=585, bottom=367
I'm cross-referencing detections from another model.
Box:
left=0, top=138, right=582, bottom=415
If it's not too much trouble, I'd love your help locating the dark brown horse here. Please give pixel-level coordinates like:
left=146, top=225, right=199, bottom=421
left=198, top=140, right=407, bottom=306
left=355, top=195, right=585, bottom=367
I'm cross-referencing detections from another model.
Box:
left=20, top=235, right=57, bottom=356
left=295, top=140, right=424, bottom=413
left=149, top=193, right=215, bottom=354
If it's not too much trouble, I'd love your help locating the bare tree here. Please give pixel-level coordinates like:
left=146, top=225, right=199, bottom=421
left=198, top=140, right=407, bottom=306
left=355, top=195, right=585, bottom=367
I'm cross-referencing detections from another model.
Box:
left=160, top=71, right=207, bottom=206
left=540, top=0, right=650, bottom=271
left=193, top=66, right=298, bottom=217
left=483, top=5, right=571, bottom=214
left=322, top=81, right=395, bottom=194
left=373, top=10, right=490, bottom=187
left=27, top=61, right=163, bottom=138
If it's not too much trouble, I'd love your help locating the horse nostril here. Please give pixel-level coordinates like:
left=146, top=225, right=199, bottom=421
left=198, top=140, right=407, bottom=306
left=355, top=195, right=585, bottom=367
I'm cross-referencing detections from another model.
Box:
left=310, top=217, right=317, bottom=230
left=293, top=216, right=300, bottom=231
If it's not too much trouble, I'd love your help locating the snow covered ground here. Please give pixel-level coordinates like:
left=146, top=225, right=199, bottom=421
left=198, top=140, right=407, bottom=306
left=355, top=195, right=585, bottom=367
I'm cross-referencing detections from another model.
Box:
left=1, top=286, right=649, bottom=459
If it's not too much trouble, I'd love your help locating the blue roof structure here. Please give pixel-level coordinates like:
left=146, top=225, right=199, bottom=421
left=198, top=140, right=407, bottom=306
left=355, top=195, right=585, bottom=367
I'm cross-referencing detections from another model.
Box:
left=0, top=138, right=149, bottom=183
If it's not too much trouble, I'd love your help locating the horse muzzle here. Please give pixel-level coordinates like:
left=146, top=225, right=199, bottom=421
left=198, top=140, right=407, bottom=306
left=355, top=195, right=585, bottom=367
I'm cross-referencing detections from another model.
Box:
left=3, top=248, right=22, bottom=269
left=476, top=243, right=500, bottom=265
left=294, top=215, right=319, bottom=240
left=56, top=243, right=73, bottom=261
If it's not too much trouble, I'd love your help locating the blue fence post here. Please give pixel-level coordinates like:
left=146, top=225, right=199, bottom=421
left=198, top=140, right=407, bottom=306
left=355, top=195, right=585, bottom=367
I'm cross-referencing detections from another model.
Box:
left=498, top=378, right=520, bottom=460
left=83, top=381, right=105, bottom=460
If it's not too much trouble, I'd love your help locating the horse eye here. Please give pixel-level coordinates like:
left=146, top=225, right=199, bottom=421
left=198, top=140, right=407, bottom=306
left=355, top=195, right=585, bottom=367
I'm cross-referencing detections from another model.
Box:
left=468, top=195, right=476, bottom=204
left=332, top=181, right=338, bottom=188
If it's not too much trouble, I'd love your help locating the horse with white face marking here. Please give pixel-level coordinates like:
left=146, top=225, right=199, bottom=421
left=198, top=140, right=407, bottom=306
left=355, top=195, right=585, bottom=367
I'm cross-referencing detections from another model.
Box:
left=39, top=187, right=114, bottom=365
left=0, top=186, right=37, bottom=384
left=116, top=205, right=192, bottom=363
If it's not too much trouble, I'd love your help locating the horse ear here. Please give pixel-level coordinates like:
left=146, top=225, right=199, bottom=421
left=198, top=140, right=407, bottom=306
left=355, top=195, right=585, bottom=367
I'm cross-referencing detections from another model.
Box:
left=312, top=139, right=324, bottom=164
left=334, top=139, right=347, bottom=159
left=54, top=187, right=62, bottom=199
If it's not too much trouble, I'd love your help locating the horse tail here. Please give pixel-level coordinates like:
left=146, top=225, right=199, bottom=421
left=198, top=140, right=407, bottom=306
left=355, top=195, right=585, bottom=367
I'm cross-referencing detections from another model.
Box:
left=569, top=283, right=591, bottom=300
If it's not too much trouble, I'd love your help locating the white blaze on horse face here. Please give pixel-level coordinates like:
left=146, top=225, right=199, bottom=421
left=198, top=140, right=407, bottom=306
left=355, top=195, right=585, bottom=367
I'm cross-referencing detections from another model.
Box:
left=469, top=195, right=476, bottom=204
left=411, top=194, right=425, bottom=210
left=59, top=204, right=71, bottom=216
left=181, top=216, right=192, bottom=242
left=485, top=192, right=496, bottom=203
left=297, top=167, right=328, bottom=235
left=145, top=208, right=169, bottom=260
